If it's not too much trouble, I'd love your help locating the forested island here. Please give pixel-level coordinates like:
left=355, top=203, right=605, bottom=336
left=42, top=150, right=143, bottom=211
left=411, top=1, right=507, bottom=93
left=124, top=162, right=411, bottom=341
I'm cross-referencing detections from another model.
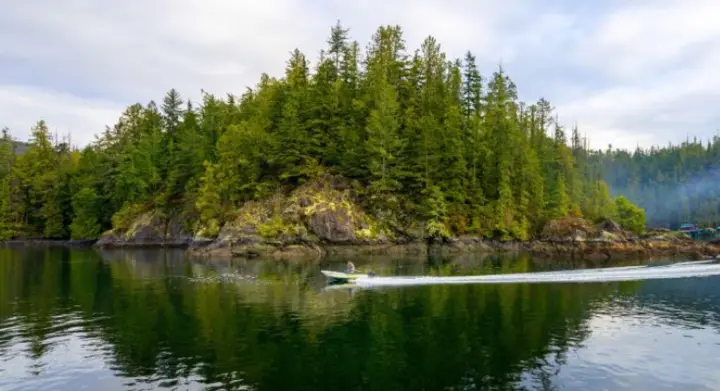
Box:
left=0, top=23, right=717, bottom=259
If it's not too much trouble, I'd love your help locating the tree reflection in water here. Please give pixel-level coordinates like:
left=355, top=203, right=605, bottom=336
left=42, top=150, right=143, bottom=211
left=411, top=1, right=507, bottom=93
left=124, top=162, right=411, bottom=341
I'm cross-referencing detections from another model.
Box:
left=1, top=248, right=719, bottom=390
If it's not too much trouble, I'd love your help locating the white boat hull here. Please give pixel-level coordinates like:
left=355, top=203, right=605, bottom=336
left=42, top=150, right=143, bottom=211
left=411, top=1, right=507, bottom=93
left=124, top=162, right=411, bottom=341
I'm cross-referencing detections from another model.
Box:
left=321, top=270, right=368, bottom=280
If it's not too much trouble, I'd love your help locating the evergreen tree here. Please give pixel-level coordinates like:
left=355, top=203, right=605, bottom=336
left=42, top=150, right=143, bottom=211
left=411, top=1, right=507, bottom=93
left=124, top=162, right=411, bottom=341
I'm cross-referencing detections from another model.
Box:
left=69, top=187, right=101, bottom=239
left=327, top=20, right=349, bottom=71
left=461, top=51, right=485, bottom=212
left=547, top=171, right=570, bottom=220
left=0, top=22, right=655, bottom=241
left=364, top=67, right=403, bottom=198
left=9, top=121, right=65, bottom=237
left=274, top=49, right=313, bottom=184
left=307, top=57, right=343, bottom=166
left=483, top=67, right=517, bottom=237
left=440, top=60, right=467, bottom=213
left=0, top=129, right=16, bottom=239
left=336, top=40, right=364, bottom=179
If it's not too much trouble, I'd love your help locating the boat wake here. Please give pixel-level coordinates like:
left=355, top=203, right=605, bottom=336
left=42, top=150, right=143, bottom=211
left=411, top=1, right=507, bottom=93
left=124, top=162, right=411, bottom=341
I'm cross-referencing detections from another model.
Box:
left=353, top=261, right=720, bottom=288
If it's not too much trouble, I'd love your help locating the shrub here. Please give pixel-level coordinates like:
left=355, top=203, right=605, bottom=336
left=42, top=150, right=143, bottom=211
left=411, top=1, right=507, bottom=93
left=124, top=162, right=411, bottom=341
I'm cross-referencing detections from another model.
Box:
left=614, top=196, right=646, bottom=235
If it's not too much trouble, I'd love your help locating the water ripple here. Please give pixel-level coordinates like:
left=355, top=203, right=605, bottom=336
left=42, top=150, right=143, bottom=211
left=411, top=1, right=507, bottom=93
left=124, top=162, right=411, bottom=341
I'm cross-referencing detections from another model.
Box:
left=3, top=250, right=720, bottom=390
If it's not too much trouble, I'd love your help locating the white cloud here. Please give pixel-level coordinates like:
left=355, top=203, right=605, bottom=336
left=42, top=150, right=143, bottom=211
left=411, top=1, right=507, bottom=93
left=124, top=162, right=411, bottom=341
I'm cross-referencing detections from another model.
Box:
left=0, top=86, right=121, bottom=146
left=555, top=0, right=720, bottom=149
left=577, top=0, right=720, bottom=80
left=558, top=49, right=720, bottom=148
left=0, top=0, right=523, bottom=145
left=2, top=0, right=720, bottom=150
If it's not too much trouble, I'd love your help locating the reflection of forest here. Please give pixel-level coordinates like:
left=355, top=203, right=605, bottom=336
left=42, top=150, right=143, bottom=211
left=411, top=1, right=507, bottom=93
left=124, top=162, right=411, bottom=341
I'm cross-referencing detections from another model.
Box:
left=2, top=248, right=715, bottom=390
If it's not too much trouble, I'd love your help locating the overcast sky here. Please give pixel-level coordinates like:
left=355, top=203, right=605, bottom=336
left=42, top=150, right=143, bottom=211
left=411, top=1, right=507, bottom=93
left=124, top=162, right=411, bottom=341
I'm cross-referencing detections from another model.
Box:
left=2, top=0, right=720, bottom=150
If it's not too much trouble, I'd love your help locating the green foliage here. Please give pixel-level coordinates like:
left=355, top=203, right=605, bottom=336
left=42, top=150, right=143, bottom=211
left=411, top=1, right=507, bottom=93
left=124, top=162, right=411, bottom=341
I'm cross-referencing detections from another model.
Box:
left=547, top=172, right=570, bottom=220
left=364, top=74, right=403, bottom=197
left=0, top=129, right=16, bottom=239
left=111, top=203, right=150, bottom=232
left=41, top=187, right=65, bottom=239
left=585, top=181, right=616, bottom=222
left=1, top=121, right=76, bottom=239
left=69, top=187, right=102, bottom=239
left=196, top=161, right=224, bottom=235
left=0, top=22, right=656, bottom=241
left=615, top=196, right=646, bottom=234
left=257, top=215, right=295, bottom=239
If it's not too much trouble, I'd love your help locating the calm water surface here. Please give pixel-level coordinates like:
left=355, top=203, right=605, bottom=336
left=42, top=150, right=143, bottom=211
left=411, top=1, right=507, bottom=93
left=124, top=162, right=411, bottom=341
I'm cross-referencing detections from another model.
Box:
left=1, top=248, right=720, bottom=391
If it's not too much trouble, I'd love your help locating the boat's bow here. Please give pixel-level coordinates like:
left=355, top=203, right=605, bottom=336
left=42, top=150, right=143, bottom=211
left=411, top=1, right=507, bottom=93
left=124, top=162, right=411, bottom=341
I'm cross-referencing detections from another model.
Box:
left=321, top=270, right=369, bottom=281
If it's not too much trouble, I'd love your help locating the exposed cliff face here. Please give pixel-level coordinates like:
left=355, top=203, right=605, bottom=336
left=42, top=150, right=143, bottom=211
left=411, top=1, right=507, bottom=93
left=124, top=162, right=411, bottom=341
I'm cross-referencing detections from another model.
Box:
left=95, top=210, right=194, bottom=248
left=188, top=175, right=391, bottom=259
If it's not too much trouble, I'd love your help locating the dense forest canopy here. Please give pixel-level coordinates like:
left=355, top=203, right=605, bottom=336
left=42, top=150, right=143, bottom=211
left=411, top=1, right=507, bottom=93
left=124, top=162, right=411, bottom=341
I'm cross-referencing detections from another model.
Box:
left=0, top=23, right=656, bottom=241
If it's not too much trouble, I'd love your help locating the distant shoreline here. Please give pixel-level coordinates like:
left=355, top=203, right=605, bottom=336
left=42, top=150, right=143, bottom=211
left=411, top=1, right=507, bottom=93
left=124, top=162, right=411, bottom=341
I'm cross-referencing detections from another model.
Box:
left=6, top=235, right=719, bottom=263
left=0, top=239, right=97, bottom=247
left=184, top=236, right=720, bottom=262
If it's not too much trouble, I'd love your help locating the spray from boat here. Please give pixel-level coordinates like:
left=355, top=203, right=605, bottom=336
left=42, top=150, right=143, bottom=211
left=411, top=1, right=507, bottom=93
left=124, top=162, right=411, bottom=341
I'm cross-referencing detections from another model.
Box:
left=322, top=261, right=720, bottom=288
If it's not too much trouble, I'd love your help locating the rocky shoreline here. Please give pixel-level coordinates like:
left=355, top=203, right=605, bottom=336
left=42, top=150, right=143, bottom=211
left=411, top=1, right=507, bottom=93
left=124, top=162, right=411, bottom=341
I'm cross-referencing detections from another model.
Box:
left=21, top=175, right=717, bottom=261
left=184, top=235, right=720, bottom=262
left=0, top=239, right=98, bottom=247
left=88, top=210, right=720, bottom=262
left=5, top=233, right=720, bottom=262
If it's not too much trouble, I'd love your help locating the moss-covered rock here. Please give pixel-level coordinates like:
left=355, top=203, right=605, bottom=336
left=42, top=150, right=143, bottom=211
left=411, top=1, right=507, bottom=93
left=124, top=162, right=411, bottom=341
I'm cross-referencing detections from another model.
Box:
left=189, top=174, right=392, bottom=258
left=540, top=217, right=598, bottom=241
left=642, top=228, right=692, bottom=242
left=290, top=174, right=386, bottom=243
left=96, top=209, right=194, bottom=248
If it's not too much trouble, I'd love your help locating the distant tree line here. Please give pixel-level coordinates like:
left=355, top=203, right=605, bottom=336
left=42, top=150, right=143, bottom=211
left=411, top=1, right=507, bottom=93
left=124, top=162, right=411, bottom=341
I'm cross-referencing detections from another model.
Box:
left=592, top=137, right=720, bottom=229
left=0, top=23, right=644, bottom=241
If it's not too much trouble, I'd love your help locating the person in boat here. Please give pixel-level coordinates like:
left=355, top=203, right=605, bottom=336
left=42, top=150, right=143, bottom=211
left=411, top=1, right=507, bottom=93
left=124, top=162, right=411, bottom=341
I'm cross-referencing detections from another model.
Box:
left=345, top=261, right=356, bottom=274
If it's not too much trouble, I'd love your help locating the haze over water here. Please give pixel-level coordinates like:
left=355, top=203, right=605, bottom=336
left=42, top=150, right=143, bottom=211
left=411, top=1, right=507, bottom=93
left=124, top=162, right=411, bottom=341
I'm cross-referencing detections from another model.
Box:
left=1, top=248, right=720, bottom=391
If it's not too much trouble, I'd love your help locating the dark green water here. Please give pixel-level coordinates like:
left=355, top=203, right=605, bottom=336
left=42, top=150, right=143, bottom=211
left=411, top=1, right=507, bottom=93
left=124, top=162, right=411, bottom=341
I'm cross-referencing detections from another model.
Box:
left=1, top=248, right=720, bottom=391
